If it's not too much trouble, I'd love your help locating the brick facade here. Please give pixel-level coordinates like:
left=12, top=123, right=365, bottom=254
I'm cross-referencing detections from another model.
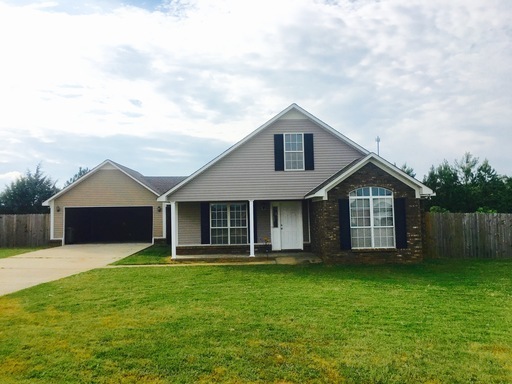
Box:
left=310, top=163, right=424, bottom=264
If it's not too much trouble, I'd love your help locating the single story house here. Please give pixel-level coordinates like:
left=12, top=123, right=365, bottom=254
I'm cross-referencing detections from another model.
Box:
left=44, top=104, right=434, bottom=263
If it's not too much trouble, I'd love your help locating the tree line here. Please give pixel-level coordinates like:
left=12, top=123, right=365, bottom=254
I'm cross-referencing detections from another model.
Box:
left=421, top=153, right=512, bottom=213
left=0, top=165, right=89, bottom=214
left=0, top=153, right=510, bottom=214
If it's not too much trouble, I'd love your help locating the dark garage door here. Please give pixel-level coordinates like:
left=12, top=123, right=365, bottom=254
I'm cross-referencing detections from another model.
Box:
left=65, top=207, right=152, bottom=244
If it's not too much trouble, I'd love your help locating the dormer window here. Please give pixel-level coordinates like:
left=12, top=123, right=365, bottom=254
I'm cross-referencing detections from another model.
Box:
left=284, top=133, right=304, bottom=171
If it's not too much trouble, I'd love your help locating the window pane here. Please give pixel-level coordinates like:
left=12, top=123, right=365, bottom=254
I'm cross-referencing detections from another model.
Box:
left=272, top=206, right=279, bottom=228
left=374, top=227, right=395, bottom=248
left=350, top=199, right=370, bottom=227
left=229, top=203, right=247, bottom=228
left=211, top=228, right=228, bottom=244
left=285, top=151, right=304, bottom=170
left=211, top=204, right=227, bottom=228
left=230, top=228, right=248, bottom=244
left=351, top=228, right=372, bottom=248
left=373, top=198, right=393, bottom=227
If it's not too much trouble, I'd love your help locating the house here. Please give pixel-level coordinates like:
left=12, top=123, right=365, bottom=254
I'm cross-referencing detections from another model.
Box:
left=42, top=160, right=185, bottom=244
left=44, top=104, right=434, bottom=263
left=159, top=104, right=434, bottom=263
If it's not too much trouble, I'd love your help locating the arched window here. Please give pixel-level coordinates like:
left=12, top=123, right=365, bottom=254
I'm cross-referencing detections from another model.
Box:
left=349, top=187, right=395, bottom=249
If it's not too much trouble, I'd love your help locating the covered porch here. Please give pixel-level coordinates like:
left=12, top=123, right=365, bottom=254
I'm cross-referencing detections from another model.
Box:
left=164, top=199, right=311, bottom=259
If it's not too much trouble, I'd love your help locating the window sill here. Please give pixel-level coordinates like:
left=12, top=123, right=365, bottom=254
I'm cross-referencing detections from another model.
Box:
left=351, top=248, right=397, bottom=252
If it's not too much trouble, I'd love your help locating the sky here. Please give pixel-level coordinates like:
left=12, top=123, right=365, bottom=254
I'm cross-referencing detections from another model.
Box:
left=0, top=0, right=511, bottom=189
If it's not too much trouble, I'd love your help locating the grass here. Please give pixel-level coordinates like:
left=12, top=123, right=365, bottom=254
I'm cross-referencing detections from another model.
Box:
left=0, top=247, right=48, bottom=259
left=112, top=244, right=172, bottom=265
left=0, top=259, right=511, bottom=383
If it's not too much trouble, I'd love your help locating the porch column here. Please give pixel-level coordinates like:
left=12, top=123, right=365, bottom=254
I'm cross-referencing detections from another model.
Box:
left=249, top=199, right=255, bottom=257
left=170, top=201, right=177, bottom=260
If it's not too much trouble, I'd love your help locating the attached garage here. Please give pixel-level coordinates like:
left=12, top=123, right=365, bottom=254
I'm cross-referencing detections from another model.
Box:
left=43, top=160, right=186, bottom=245
left=65, top=207, right=153, bottom=244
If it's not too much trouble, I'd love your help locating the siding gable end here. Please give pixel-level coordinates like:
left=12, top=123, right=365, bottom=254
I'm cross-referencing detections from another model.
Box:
left=162, top=105, right=368, bottom=201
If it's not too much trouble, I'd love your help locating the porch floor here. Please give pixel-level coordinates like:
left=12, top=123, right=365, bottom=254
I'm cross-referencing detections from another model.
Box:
left=173, top=252, right=322, bottom=265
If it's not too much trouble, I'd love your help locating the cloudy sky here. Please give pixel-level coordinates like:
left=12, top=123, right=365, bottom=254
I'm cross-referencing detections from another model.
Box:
left=0, top=0, right=510, bottom=188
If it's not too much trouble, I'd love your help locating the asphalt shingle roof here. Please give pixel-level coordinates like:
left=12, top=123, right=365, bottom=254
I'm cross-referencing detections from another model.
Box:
left=109, top=160, right=186, bottom=195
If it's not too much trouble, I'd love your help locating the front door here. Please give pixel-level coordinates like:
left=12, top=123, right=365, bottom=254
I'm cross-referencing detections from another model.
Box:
left=271, top=201, right=303, bottom=251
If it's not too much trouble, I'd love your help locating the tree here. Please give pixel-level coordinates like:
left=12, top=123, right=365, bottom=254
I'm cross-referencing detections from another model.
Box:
left=64, top=167, right=90, bottom=187
left=455, top=152, right=478, bottom=185
left=423, top=153, right=511, bottom=213
left=423, top=160, right=462, bottom=211
left=0, top=164, right=59, bottom=214
left=400, top=163, right=416, bottom=178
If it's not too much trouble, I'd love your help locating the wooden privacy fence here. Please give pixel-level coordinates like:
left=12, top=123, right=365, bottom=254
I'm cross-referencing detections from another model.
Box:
left=0, top=214, right=50, bottom=247
left=424, top=213, right=512, bottom=259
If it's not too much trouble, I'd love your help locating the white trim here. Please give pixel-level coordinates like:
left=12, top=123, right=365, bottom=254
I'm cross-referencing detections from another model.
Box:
left=162, top=203, right=167, bottom=241
left=284, top=133, right=305, bottom=171
left=62, top=206, right=66, bottom=245
left=49, top=201, right=55, bottom=240
left=305, top=153, right=434, bottom=200
left=170, top=201, right=177, bottom=259
left=249, top=200, right=255, bottom=257
left=157, top=103, right=369, bottom=201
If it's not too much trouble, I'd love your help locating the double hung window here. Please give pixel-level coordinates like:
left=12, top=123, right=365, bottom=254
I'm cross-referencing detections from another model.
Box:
left=349, top=187, right=395, bottom=248
left=284, top=133, right=304, bottom=171
left=210, top=203, right=248, bottom=245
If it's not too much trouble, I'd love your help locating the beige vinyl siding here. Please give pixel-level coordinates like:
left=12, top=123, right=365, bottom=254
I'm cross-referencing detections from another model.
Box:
left=169, top=119, right=364, bottom=202
left=177, top=202, right=201, bottom=245
left=53, top=169, right=162, bottom=239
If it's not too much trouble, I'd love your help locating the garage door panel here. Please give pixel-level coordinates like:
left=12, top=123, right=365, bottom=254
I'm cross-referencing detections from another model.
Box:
left=65, top=207, right=152, bottom=244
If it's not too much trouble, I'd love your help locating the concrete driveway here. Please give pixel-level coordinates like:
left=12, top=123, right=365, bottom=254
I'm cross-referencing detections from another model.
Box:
left=0, top=243, right=150, bottom=296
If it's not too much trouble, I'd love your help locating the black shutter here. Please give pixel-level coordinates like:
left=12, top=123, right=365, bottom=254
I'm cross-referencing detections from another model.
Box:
left=339, top=199, right=351, bottom=250
left=274, top=134, right=284, bottom=171
left=166, top=205, right=172, bottom=246
left=200, top=202, right=210, bottom=244
left=304, top=133, right=314, bottom=170
left=394, top=198, right=407, bottom=249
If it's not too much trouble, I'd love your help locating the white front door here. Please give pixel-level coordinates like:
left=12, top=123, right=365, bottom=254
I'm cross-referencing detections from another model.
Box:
left=271, top=201, right=303, bottom=251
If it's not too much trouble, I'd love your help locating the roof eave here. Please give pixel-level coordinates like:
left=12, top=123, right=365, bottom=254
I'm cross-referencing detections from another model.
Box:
left=43, top=159, right=161, bottom=206
left=305, top=153, right=435, bottom=200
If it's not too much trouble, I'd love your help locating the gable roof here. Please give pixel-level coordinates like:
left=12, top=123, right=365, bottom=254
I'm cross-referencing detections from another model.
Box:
left=305, top=153, right=435, bottom=200
left=158, top=103, right=369, bottom=201
left=43, top=160, right=186, bottom=206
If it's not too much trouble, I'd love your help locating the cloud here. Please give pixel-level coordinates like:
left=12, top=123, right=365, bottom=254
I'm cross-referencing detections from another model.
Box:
left=0, top=171, right=22, bottom=186
left=0, top=0, right=510, bottom=185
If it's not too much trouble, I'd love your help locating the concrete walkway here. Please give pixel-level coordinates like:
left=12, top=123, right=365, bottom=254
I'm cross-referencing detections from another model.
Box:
left=0, top=243, right=150, bottom=296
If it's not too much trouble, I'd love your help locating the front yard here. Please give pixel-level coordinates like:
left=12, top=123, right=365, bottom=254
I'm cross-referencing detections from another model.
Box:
left=0, top=247, right=48, bottom=259
left=0, top=259, right=511, bottom=383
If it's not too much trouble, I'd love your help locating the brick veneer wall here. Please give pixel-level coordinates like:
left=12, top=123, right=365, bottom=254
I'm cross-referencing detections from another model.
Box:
left=310, top=163, right=424, bottom=264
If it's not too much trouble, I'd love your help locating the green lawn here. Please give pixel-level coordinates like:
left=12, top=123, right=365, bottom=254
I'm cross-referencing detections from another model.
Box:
left=112, top=244, right=172, bottom=265
left=0, top=247, right=48, bottom=259
left=0, top=260, right=511, bottom=383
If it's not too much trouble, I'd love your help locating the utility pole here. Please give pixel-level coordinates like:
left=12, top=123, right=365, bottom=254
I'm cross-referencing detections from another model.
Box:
left=375, top=136, right=380, bottom=156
